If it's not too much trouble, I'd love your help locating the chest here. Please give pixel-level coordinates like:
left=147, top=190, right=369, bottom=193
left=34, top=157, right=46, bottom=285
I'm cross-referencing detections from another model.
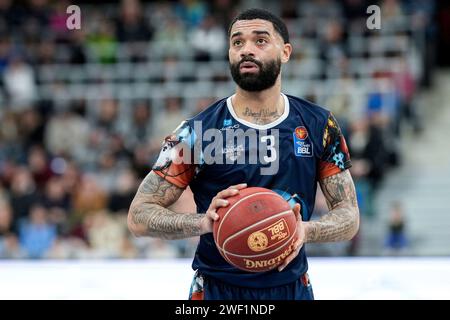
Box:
left=193, top=125, right=320, bottom=187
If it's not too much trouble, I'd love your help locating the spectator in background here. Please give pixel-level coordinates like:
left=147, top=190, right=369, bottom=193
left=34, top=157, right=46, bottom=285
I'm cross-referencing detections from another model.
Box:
left=72, top=174, right=107, bottom=215
left=41, top=176, right=70, bottom=234
left=108, top=169, right=137, bottom=214
left=298, top=0, right=342, bottom=38
left=108, top=133, right=133, bottom=165
left=153, top=97, right=187, bottom=143
left=209, top=0, right=238, bottom=31
left=384, top=201, right=409, bottom=255
left=0, top=112, right=24, bottom=164
left=95, top=98, right=120, bottom=134
left=318, top=20, right=348, bottom=79
left=59, top=161, right=80, bottom=197
left=86, top=18, right=117, bottom=64
left=362, top=113, right=393, bottom=189
left=68, top=29, right=87, bottom=65
left=116, top=0, right=153, bottom=43
left=18, top=204, right=57, bottom=259
left=380, top=0, right=406, bottom=31
left=116, top=0, right=153, bottom=62
left=193, top=97, right=216, bottom=116
left=44, top=106, right=90, bottom=159
left=342, top=0, right=368, bottom=33
left=27, top=145, right=52, bottom=190
left=154, top=17, right=186, bottom=57
left=0, top=200, right=13, bottom=236
left=49, top=0, right=71, bottom=43
left=393, top=58, right=422, bottom=135
left=175, top=0, right=207, bottom=30
left=280, top=0, right=299, bottom=20
left=126, top=100, right=153, bottom=149
left=20, top=108, right=46, bottom=151
left=0, top=36, right=12, bottom=74
left=3, top=54, right=37, bottom=111
left=23, top=0, right=50, bottom=40
left=131, top=144, right=153, bottom=180
left=0, top=232, right=26, bottom=259
left=32, top=39, right=57, bottom=68
left=93, top=151, right=121, bottom=193
left=9, top=167, right=40, bottom=230
left=0, top=0, right=18, bottom=34
left=189, top=16, right=226, bottom=61
left=84, top=209, right=128, bottom=258
left=80, top=129, right=108, bottom=171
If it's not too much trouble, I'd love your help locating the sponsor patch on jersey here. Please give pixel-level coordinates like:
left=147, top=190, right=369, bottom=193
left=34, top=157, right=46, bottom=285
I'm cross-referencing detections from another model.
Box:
left=295, top=126, right=308, bottom=140
left=293, top=126, right=313, bottom=157
left=220, top=118, right=239, bottom=131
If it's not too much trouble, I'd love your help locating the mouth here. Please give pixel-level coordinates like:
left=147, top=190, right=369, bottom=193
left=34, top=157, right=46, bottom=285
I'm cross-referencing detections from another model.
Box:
left=239, top=61, right=259, bottom=73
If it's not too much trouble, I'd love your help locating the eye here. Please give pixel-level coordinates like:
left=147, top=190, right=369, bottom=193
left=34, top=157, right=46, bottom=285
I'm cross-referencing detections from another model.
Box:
left=233, top=39, right=243, bottom=46
left=256, top=38, right=267, bottom=45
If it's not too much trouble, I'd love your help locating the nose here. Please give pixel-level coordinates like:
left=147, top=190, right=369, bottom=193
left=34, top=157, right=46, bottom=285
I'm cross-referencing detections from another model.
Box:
left=240, top=42, right=256, bottom=58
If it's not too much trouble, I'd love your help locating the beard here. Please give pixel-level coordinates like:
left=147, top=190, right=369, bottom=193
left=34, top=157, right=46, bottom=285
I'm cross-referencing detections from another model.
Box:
left=229, top=56, right=281, bottom=92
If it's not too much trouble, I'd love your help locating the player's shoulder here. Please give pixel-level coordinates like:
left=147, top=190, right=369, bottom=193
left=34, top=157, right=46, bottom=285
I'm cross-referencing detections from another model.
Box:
left=286, top=94, right=331, bottom=119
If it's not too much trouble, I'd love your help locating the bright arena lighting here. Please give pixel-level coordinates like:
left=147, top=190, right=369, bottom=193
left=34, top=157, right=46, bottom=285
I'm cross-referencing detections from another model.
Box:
left=0, top=257, right=449, bottom=300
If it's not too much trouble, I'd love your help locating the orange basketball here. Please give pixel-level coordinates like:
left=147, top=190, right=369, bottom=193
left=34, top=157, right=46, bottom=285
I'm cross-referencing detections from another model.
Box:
left=213, top=187, right=297, bottom=273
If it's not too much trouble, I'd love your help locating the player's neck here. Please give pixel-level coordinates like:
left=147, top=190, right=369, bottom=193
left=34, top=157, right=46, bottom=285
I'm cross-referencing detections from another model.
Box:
left=232, top=82, right=285, bottom=126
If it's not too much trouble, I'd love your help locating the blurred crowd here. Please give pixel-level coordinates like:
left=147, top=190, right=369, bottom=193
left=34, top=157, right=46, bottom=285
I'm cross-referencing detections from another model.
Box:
left=0, top=0, right=439, bottom=259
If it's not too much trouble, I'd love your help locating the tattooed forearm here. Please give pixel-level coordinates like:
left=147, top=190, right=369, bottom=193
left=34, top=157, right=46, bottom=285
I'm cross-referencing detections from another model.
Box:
left=306, top=170, right=359, bottom=243
left=128, top=171, right=202, bottom=239
left=131, top=203, right=202, bottom=239
left=305, top=208, right=358, bottom=242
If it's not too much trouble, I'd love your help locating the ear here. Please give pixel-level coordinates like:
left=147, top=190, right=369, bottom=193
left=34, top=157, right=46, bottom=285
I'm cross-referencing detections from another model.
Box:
left=281, top=43, right=292, bottom=64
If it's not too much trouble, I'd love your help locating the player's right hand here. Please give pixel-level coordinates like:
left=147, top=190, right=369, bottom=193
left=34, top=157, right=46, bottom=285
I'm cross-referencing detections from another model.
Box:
left=200, top=183, right=247, bottom=235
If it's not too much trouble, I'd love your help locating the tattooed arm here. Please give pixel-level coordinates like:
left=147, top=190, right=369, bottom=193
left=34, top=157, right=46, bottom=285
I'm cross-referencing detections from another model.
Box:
left=127, top=171, right=246, bottom=240
left=127, top=171, right=205, bottom=240
left=305, top=170, right=360, bottom=243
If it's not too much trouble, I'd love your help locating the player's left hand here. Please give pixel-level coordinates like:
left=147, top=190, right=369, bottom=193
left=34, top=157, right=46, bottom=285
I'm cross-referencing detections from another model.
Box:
left=278, top=203, right=305, bottom=272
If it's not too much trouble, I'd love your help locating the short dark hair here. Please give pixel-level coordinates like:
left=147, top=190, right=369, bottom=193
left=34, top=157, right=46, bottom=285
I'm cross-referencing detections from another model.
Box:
left=228, top=8, right=290, bottom=44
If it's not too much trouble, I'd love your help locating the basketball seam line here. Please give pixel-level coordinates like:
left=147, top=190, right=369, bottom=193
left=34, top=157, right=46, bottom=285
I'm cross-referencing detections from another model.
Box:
left=219, top=233, right=295, bottom=259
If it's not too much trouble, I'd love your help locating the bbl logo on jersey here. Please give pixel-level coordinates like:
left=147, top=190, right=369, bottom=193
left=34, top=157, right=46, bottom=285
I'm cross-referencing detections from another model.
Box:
left=293, top=126, right=313, bottom=157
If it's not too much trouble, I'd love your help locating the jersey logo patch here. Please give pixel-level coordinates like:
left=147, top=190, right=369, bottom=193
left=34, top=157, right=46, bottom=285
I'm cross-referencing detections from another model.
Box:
left=293, top=126, right=313, bottom=157
left=295, top=126, right=308, bottom=140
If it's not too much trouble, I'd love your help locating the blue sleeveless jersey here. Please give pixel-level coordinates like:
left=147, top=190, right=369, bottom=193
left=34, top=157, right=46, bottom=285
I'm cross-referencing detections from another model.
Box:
left=153, top=93, right=351, bottom=288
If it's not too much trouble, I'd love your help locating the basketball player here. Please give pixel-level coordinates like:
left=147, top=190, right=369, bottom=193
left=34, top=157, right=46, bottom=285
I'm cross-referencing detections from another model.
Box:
left=128, top=8, right=359, bottom=300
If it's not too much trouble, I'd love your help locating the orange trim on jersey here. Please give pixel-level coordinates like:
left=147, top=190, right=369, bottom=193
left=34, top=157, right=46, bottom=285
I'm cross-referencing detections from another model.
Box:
left=153, top=163, right=195, bottom=188
left=190, top=291, right=204, bottom=300
left=318, top=161, right=342, bottom=180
